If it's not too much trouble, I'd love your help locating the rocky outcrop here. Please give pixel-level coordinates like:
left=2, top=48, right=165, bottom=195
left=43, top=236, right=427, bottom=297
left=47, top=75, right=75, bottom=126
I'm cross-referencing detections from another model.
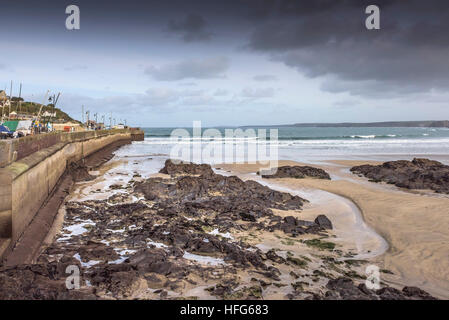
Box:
left=140, top=162, right=310, bottom=222
left=321, top=277, right=437, bottom=300
left=350, top=158, right=449, bottom=193
left=271, top=215, right=328, bottom=236
left=258, top=165, right=331, bottom=180
left=314, top=215, right=333, bottom=230
left=135, top=162, right=338, bottom=238
left=159, top=159, right=214, bottom=176
left=0, top=263, right=97, bottom=300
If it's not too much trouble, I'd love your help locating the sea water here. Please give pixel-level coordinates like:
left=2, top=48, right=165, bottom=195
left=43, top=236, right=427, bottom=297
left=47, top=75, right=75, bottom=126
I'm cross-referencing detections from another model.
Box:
left=114, top=126, right=449, bottom=164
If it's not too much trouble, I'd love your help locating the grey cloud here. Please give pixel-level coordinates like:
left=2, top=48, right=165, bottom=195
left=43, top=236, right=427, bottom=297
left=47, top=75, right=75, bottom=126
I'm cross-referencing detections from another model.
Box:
left=241, top=87, right=275, bottom=98
left=54, top=86, right=293, bottom=126
left=214, top=89, right=228, bottom=96
left=168, top=13, right=212, bottom=42
left=58, top=87, right=221, bottom=119
left=253, top=74, right=278, bottom=82
left=145, top=57, right=229, bottom=81
left=141, top=88, right=183, bottom=106
left=178, top=82, right=197, bottom=86
left=333, top=99, right=360, bottom=108
left=182, top=95, right=214, bottom=106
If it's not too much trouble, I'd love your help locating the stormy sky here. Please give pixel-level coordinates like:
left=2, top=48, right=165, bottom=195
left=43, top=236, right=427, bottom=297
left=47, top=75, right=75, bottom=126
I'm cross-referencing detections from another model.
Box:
left=0, top=0, right=448, bottom=127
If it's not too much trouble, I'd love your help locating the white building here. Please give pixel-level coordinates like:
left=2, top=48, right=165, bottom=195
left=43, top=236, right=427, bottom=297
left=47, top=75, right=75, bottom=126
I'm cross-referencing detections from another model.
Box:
left=42, top=111, right=57, bottom=118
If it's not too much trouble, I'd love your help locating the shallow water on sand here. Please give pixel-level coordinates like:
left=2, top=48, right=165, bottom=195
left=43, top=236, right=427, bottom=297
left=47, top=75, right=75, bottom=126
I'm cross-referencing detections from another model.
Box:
left=214, top=169, right=389, bottom=260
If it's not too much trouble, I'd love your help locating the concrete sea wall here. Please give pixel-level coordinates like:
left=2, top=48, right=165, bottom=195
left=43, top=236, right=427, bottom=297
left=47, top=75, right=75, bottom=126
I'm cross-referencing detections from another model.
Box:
left=0, top=129, right=144, bottom=259
left=0, top=128, right=144, bottom=168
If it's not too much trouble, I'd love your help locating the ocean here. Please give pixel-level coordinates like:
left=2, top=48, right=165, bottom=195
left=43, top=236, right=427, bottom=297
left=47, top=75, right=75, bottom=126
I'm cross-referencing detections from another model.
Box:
left=118, top=126, right=449, bottom=164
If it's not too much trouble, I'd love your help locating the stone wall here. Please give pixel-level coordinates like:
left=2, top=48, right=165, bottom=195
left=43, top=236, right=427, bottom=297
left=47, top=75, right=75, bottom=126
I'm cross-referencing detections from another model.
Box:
left=0, top=129, right=143, bottom=258
left=0, top=129, right=142, bottom=168
left=0, top=170, right=12, bottom=238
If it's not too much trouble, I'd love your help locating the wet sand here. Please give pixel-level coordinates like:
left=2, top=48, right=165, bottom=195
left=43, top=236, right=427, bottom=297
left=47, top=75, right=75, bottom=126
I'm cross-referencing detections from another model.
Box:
left=216, top=161, right=449, bottom=299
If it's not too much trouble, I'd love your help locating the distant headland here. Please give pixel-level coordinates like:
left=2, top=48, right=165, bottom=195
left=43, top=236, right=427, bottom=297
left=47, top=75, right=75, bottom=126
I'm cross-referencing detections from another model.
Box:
left=244, top=120, right=449, bottom=128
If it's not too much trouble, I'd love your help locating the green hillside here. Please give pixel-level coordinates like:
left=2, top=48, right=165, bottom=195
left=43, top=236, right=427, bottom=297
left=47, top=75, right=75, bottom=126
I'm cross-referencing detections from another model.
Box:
left=7, top=99, right=77, bottom=122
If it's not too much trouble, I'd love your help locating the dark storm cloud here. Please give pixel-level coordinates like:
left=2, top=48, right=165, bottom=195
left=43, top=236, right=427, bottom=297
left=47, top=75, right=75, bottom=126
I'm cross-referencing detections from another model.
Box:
left=245, top=0, right=449, bottom=96
left=144, top=57, right=229, bottom=81
left=3, top=0, right=449, bottom=100
left=168, top=13, right=212, bottom=42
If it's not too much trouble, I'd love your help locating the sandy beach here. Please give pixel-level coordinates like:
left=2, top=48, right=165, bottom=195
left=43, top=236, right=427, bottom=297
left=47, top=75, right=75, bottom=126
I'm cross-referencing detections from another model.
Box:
left=34, top=154, right=447, bottom=300
left=217, top=160, right=449, bottom=299
left=2, top=145, right=447, bottom=300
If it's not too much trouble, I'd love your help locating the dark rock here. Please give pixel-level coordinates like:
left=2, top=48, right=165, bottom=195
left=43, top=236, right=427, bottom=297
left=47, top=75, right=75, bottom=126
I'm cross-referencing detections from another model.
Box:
left=159, top=159, right=214, bottom=176
left=128, top=249, right=178, bottom=275
left=272, top=215, right=324, bottom=236
left=266, top=249, right=286, bottom=264
left=259, top=165, right=331, bottom=180
left=240, top=212, right=257, bottom=222
left=284, top=216, right=297, bottom=226
left=314, top=215, right=333, bottom=230
left=324, top=277, right=437, bottom=300
left=402, top=286, right=437, bottom=300
left=135, top=162, right=309, bottom=227
left=350, top=158, right=449, bottom=194
left=0, top=263, right=97, bottom=300
left=376, top=287, right=406, bottom=300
